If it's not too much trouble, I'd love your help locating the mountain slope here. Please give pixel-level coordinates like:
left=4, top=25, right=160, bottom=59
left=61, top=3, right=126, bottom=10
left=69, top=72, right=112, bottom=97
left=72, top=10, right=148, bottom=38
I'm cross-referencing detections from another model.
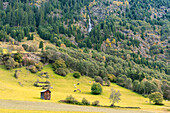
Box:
left=0, top=65, right=169, bottom=112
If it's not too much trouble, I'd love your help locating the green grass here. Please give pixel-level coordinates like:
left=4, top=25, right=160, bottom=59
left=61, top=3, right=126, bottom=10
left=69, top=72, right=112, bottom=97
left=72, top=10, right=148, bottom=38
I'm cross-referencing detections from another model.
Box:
left=0, top=65, right=169, bottom=112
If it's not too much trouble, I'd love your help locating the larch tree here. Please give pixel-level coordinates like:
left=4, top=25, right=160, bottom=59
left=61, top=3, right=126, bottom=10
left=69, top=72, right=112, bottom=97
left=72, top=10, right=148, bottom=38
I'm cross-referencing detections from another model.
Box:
left=109, top=87, right=121, bottom=107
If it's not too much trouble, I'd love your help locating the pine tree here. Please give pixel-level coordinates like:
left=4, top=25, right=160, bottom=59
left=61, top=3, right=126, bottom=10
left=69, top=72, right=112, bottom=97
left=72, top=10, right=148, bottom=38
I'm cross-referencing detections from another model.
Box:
left=87, top=39, right=92, bottom=48
left=18, top=34, right=22, bottom=42
left=141, top=32, right=144, bottom=40
left=23, top=13, right=28, bottom=26
left=39, top=41, right=44, bottom=48
left=31, top=34, right=34, bottom=40
left=6, top=12, right=11, bottom=24
left=0, top=0, right=3, bottom=10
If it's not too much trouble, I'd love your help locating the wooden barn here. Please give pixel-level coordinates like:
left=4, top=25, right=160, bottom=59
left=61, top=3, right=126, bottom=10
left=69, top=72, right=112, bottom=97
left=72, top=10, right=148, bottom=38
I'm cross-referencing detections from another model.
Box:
left=40, top=89, right=51, bottom=100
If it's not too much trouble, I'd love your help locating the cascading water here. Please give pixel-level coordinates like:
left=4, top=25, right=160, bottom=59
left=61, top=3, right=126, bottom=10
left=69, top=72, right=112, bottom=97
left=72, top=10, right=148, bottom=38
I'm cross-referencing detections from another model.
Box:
left=88, top=16, right=92, bottom=33
left=87, top=8, right=93, bottom=33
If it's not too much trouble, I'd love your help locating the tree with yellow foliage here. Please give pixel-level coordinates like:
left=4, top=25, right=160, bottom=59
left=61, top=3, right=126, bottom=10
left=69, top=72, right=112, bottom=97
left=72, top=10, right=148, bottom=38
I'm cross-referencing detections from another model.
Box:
left=102, top=56, right=106, bottom=62
left=125, top=0, right=129, bottom=6
left=109, top=42, right=112, bottom=47
left=106, top=38, right=112, bottom=47
left=106, top=38, right=110, bottom=44
left=112, top=39, right=116, bottom=44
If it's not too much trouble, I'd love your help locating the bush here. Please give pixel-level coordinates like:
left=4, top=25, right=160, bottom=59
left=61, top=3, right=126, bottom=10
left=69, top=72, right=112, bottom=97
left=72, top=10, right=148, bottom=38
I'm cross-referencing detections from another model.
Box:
left=91, top=83, right=102, bottom=95
left=81, top=98, right=90, bottom=105
left=65, top=95, right=78, bottom=104
left=94, top=76, right=103, bottom=85
left=107, top=74, right=116, bottom=82
left=23, top=58, right=35, bottom=66
left=30, top=66, right=38, bottom=73
left=28, top=45, right=38, bottom=52
left=103, top=77, right=111, bottom=86
left=148, top=92, right=163, bottom=105
left=143, top=94, right=148, bottom=98
left=14, top=53, right=23, bottom=63
left=22, top=44, right=29, bottom=51
left=103, top=77, right=108, bottom=82
left=73, top=72, right=81, bottom=78
left=55, top=68, right=69, bottom=76
left=106, top=80, right=111, bottom=86
left=116, top=77, right=124, bottom=86
left=35, top=62, right=43, bottom=71
left=5, top=57, right=17, bottom=70
left=92, top=100, right=100, bottom=106
left=53, top=58, right=66, bottom=69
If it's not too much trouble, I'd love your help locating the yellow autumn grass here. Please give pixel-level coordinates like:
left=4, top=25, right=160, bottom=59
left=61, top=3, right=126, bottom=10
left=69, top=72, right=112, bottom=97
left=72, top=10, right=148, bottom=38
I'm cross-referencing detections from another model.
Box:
left=0, top=65, right=169, bottom=112
left=0, top=109, right=101, bottom=113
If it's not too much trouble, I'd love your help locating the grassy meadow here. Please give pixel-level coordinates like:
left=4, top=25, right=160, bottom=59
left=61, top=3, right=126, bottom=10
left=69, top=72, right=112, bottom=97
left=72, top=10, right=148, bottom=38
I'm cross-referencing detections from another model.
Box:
left=0, top=109, right=102, bottom=113
left=0, top=65, right=169, bottom=112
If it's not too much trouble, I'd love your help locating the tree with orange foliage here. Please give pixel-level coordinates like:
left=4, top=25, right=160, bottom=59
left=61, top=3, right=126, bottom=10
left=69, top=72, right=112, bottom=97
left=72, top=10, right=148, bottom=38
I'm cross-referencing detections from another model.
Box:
left=60, top=43, right=66, bottom=47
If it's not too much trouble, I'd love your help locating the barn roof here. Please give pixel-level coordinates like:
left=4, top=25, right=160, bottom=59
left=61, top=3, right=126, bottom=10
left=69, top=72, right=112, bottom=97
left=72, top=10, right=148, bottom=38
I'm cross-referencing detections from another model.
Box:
left=41, top=89, right=51, bottom=93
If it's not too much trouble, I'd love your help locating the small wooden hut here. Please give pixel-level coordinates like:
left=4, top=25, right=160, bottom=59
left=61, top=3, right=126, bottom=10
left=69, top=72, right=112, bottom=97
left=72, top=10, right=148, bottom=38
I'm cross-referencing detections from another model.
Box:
left=40, top=89, right=51, bottom=100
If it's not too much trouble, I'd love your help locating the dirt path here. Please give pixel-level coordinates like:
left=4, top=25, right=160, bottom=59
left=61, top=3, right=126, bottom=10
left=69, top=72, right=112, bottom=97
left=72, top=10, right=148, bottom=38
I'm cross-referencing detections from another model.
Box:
left=0, top=99, right=153, bottom=113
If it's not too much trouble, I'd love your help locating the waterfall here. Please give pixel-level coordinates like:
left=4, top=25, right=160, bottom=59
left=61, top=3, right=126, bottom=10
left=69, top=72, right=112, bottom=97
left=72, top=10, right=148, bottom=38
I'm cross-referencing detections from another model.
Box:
left=88, top=17, right=92, bottom=33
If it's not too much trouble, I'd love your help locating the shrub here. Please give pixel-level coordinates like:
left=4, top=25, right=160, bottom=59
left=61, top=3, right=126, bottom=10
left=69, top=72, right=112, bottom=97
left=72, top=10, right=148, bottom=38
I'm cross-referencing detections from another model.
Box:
left=5, top=57, right=17, bottom=70
left=81, top=98, right=90, bottom=105
left=94, top=76, right=103, bottom=85
left=106, top=80, right=111, bottom=86
left=55, top=68, right=69, bottom=76
left=91, top=83, right=102, bottom=95
left=28, top=45, right=38, bottom=52
left=116, top=77, right=124, bottom=86
left=30, top=66, right=38, bottom=73
left=35, top=62, right=43, bottom=71
left=73, top=72, right=81, bottom=78
left=15, top=62, right=20, bottom=68
left=92, top=100, right=100, bottom=106
left=75, top=101, right=83, bottom=105
left=103, top=77, right=111, bottom=86
left=14, top=53, right=23, bottom=63
left=103, top=77, right=109, bottom=82
left=22, top=44, right=29, bottom=51
left=107, top=74, right=116, bottom=82
left=53, top=58, right=66, bottom=69
left=65, top=95, right=78, bottom=104
left=23, top=58, right=35, bottom=66
left=148, top=92, right=163, bottom=105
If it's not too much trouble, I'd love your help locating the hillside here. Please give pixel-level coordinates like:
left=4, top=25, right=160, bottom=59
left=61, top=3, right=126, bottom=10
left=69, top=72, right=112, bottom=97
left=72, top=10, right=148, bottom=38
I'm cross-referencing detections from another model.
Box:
left=0, top=0, right=169, bottom=112
left=0, top=65, right=169, bottom=112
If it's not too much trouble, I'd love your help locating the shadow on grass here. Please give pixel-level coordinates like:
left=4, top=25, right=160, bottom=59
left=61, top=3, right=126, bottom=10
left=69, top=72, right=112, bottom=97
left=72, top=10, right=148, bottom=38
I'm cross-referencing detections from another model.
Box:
left=81, top=92, right=103, bottom=96
left=59, top=100, right=141, bottom=109
left=33, top=97, right=41, bottom=100
left=80, top=92, right=92, bottom=95
left=142, top=102, right=164, bottom=106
